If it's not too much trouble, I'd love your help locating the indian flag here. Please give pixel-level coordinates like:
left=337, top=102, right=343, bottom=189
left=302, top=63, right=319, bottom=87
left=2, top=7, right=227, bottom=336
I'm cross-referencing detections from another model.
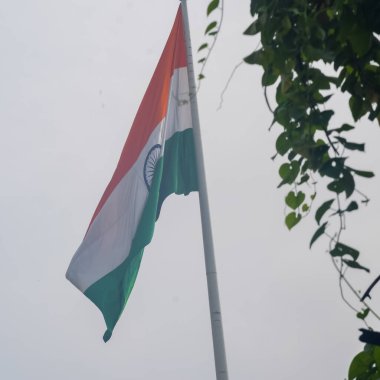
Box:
left=66, top=7, right=198, bottom=342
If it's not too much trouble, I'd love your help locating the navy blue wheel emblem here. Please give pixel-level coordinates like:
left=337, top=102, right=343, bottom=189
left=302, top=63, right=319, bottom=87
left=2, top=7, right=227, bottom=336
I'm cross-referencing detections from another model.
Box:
left=143, top=144, right=161, bottom=190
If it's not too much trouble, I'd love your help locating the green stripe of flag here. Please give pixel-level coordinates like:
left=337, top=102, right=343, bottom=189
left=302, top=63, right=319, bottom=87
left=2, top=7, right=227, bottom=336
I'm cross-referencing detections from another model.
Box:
left=84, top=129, right=198, bottom=342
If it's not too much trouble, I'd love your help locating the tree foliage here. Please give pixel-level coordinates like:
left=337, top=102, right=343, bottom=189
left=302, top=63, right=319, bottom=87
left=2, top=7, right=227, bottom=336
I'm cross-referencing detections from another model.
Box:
left=201, top=0, right=380, bottom=378
left=243, top=1, right=380, bottom=377
left=348, top=344, right=380, bottom=380
left=244, top=0, right=379, bottom=237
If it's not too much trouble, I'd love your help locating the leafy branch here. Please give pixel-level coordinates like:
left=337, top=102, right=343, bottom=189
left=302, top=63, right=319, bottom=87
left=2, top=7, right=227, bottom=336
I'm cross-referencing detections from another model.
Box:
left=242, top=1, right=379, bottom=379
left=201, top=0, right=380, bottom=377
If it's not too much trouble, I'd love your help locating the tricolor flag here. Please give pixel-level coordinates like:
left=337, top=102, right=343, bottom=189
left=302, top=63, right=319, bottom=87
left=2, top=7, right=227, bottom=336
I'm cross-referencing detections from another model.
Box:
left=66, top=7, right=198, bottom=342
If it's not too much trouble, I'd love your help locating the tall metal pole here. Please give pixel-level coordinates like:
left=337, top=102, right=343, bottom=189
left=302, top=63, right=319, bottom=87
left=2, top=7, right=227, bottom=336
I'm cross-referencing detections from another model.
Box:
left=180, top=1, right=229, bottom=379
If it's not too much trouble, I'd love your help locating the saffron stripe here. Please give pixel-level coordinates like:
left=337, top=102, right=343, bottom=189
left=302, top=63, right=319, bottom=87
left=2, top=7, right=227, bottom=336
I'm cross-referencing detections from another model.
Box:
left=66, top=67, right=192, bottom=292
left=88, top=8, right=187, bottom=228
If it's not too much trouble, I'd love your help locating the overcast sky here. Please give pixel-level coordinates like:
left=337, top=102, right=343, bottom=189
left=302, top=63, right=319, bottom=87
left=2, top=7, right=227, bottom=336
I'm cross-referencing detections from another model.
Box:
left=1, top=1, right=380, bottom=379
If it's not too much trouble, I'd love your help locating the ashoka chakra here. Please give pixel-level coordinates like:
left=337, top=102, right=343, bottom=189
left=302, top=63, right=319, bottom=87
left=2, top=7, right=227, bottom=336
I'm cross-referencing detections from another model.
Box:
left=143, top=144, right=161, bottom=190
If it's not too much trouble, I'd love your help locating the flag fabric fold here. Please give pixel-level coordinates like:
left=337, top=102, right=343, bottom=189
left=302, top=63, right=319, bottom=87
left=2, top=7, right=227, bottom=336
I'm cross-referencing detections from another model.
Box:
left=66, top=7, right=198, bottom=342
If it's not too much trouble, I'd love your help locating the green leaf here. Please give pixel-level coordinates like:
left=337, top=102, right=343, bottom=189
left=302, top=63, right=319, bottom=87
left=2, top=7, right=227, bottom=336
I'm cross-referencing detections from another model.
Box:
left=250, top=0, right=261, bottom=16
left=208, top=31, right=218, bottom=36
left=374, top=347, right=380, bottom=369
left=308, top=68, right=331, bottom=89
left=357, top=308, right=370, bottom=320
left=327, top=170, right=355, bottom=198
left=302, top=45, right=335, bottom=62
left=349, top=351, right=374, bottom=380
left=250, top=1, right=256, bottom=16
left=262, top=69, right=279, bottom=86
left=198, top=58, right=206, bottom=64
left=308, top=144, right=329, bottom=171
left=310, top=222, right=327, bottom=248
left=330, top=242, right=359, bottom=261
left=276, top=133, right=290, bottom=156
left=335, top=136, right=365, bottom=152
left=346, top=201, right=359, bottom=212
left=326, top=8, right=335, bottom=20
left=302, top=204, right=309, bottom=212
left=327, top=179, right=344, bottom=194
left=278, top=161, right=300, bottom=187
left=342, top=73, right=357, bottom=93
left=319, top=110, right=335, bottom=128
left=315, top=199, right=334, bottom=225
left=315, top=91, right=330, bottom=104
left=205, top=21, right=217, bottom=35
left=298, top=174, right=310, bottom=185
left=198, top=43, right=208, bottom=52
left=198, top=73, right=205, bottom=80
left=285, top=212, right=301, bottom=230
left=285, top=191, right=305, bottom=210
left=274, top=105, right=290, bottom=127
left=350, top=168, right=375, bottom=178
left=244, top=20, right=260, bottom=35
left=319, top=157, right=346, bottom=179
left=368, top=371, right=380, bottom=380
left=281, top=16, right=292, bottom=34
left=328, top=124, right=355, bottom=134
left=244, top=50, right=264, bottom=65
left=287, top=150, right=297, bottom=161
left=343, top=171, right=356, bottom=198
left=349, top=96, right=365, bottom=121
left=207, top=0, right=219, bottom=16
left=343, top=259, right=370, bottom=273
left=348, top=26, right=372, bottom=57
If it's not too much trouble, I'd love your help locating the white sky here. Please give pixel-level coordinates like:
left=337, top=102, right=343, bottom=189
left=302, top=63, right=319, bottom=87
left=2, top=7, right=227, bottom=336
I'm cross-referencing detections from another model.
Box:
left=1, top=1, right=380, bottom=379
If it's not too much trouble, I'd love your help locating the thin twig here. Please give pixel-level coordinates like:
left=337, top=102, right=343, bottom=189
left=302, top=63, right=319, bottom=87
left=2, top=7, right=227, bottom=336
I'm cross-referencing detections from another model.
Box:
left=197, top=0, right=224, bottom=92
left=217, top=39, right=261, bottom=109
left=338, top=270, right=360, bottom=314
left=355, top=188, right=370, bottom=203
left=325, top=232, right=380, bottom=321
left=336, top=194, right=343, bottom=242
left=330, top=257, right=380, bottom=320
left=328, top=233, right=359, bottom=314
left=217, top=60, right=244, bottom=110
left=264, top=86, right=274, bottom=114
left=325, top=130, right=339, bottom=155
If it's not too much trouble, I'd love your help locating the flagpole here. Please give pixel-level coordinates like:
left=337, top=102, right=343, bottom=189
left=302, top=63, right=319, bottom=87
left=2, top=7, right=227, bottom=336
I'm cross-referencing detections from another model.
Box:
left=180, top=1, right=229, bottom=379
